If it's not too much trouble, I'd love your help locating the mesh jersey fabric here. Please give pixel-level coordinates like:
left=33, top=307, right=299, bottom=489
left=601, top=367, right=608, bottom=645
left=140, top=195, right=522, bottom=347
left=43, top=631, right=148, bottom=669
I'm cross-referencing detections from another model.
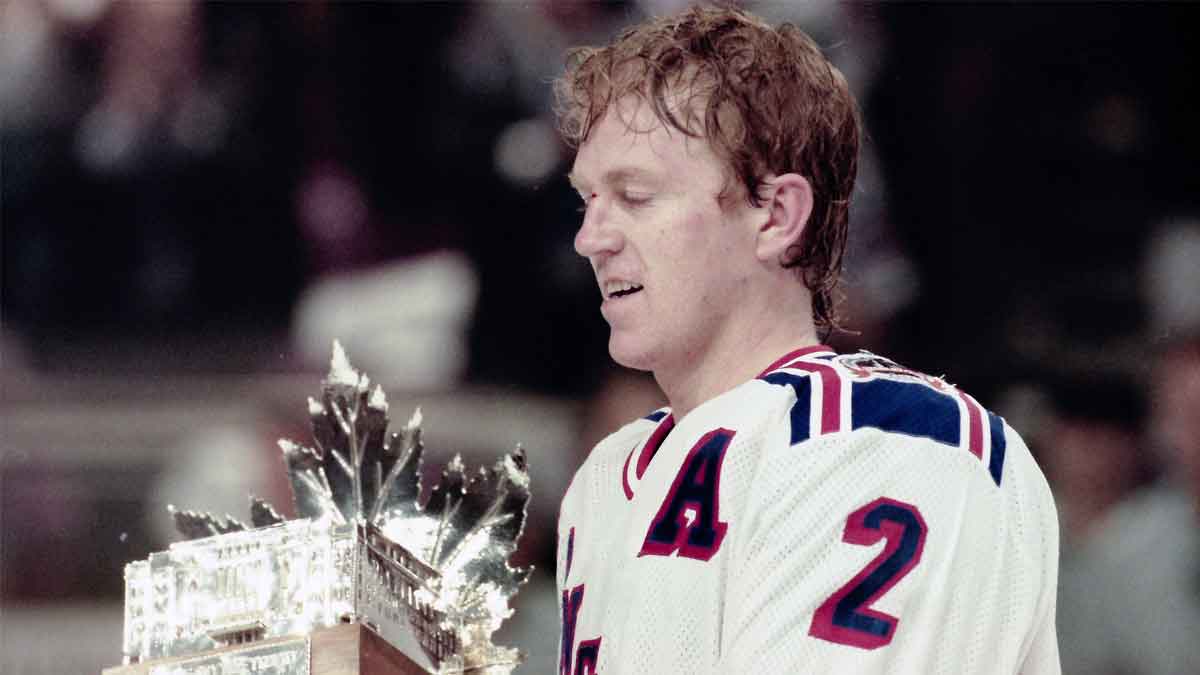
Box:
left=557, top=347, right=1060, bottom=674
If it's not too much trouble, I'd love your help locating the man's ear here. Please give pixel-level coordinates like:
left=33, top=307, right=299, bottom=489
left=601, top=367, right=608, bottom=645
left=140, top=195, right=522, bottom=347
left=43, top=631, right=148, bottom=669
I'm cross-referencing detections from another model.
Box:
left=754, top=173, right=813, bottom=263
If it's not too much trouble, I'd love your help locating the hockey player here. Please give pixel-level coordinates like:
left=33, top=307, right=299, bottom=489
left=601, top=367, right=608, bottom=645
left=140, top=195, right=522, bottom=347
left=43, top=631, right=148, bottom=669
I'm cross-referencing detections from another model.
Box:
left=555, top=6, right=1060, bottom=674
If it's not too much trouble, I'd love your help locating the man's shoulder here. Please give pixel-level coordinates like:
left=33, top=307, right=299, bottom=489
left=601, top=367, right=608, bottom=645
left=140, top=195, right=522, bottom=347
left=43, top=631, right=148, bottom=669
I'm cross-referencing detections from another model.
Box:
left=757, top=350, right=1012, bottom=482
left=761, top=349, right=989, bottom=419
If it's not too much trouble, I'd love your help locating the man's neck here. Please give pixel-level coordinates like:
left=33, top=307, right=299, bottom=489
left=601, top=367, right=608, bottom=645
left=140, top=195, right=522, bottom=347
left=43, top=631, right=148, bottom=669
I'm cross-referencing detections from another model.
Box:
left=655, top=321, right=821, bottom=418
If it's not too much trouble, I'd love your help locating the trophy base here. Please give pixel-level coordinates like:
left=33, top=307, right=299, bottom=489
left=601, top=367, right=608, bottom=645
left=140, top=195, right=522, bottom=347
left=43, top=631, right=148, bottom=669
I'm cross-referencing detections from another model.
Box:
left=104, top=623, right=430, bottom=675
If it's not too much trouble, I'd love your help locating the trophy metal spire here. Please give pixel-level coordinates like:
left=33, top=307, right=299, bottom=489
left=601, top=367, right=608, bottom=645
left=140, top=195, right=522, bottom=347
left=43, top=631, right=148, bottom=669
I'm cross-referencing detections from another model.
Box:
left=142, top=341, right=531, bottom=673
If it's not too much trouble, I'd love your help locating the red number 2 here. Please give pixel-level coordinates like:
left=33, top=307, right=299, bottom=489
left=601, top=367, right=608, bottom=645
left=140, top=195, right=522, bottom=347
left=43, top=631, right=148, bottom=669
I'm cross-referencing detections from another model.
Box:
left=809, top=497, right=928, bottom=650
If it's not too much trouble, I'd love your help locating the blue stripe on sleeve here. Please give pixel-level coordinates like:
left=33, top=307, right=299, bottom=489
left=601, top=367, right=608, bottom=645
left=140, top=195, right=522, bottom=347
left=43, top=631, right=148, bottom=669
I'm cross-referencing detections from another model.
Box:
left=761, top=372, right=813, bottom=445
left=987, top=412, right=1007, bottom=486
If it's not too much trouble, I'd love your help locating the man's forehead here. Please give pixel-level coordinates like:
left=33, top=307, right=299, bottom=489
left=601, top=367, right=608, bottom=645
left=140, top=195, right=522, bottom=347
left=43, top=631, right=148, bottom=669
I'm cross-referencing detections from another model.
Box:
left=571, top=97, right=718, bottom=186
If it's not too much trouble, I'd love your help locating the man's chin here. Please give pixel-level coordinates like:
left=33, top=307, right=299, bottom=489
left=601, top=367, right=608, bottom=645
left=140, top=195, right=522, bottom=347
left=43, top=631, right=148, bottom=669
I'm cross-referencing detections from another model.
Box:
left=607, top=335, right=656, bottom=373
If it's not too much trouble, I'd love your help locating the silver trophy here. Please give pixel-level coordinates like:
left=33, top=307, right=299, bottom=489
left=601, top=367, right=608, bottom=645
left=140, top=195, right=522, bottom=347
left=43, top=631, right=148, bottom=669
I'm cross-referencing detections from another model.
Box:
left=116, top=342, right=531, bottom=674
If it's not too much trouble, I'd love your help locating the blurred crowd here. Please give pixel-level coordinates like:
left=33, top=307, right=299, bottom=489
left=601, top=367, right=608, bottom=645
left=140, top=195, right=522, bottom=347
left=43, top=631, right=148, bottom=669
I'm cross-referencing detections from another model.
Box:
left=2, top=2, right=1199, bottom=673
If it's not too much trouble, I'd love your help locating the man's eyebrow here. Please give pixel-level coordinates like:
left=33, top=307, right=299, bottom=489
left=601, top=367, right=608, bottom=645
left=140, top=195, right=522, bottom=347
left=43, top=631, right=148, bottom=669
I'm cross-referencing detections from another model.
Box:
left=605, top=168, right=657, bottom=185
left=568, top=168, right=657, bottom=191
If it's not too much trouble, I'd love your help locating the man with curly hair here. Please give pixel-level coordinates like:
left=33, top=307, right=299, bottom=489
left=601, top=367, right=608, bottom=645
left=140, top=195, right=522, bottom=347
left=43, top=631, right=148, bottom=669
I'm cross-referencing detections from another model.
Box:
left=555, top=6, right=1060, bottom=673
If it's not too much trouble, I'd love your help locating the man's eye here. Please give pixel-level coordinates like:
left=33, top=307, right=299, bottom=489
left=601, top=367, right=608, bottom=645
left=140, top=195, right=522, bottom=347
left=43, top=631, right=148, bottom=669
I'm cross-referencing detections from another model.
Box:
left=621, top=192, right=652, bottom=207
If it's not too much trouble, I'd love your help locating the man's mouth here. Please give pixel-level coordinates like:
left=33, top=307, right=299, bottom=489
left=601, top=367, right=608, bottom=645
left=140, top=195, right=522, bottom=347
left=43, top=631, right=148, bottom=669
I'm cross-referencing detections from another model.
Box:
left=604, top=280, right=644, bottom=299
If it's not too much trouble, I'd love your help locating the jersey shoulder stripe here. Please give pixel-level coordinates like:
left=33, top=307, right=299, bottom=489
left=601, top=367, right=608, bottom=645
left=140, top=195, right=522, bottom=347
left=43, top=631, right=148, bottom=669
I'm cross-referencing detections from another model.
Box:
left=850, top=377, right=959, bottom=447
left=760, top=370, right=814, bottom=444
left=760, top=349, right=1008, bottom=486
left=986, top=409, right=1007, bottom=486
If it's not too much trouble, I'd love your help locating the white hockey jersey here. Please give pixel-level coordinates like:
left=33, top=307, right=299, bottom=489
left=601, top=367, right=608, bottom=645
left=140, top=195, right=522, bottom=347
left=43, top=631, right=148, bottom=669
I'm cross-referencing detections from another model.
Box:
left=557, top=346, right=1060, bottom=674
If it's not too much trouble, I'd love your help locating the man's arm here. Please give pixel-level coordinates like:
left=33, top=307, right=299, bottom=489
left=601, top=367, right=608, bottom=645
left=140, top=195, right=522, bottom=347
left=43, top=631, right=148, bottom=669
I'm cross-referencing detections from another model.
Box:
left=717, top=429, right=1060, bottom=674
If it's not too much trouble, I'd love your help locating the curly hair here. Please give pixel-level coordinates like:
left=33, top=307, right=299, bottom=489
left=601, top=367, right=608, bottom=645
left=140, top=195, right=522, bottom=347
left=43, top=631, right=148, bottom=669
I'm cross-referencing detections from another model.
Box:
left=554, top=5, right=861, bottom=332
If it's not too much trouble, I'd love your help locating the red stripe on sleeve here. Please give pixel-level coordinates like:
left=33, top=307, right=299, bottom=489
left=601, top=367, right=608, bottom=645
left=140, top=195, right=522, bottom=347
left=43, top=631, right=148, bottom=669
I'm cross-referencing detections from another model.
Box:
left=786, top=361, right=842, bottom=435
left=957, top=391, right=985, bottom=459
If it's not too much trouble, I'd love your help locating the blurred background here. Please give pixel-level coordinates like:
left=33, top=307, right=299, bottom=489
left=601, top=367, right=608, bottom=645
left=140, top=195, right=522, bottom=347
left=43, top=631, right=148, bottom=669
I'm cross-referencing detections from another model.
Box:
left=2, top=1, right=1199, bottom=673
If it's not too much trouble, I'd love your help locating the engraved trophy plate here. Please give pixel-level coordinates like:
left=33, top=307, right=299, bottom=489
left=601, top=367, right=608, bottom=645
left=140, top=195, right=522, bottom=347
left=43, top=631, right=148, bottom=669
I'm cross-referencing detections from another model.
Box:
left=119, top=342, right=530, bottom=674
left=148, top=638, right=310, bottom=675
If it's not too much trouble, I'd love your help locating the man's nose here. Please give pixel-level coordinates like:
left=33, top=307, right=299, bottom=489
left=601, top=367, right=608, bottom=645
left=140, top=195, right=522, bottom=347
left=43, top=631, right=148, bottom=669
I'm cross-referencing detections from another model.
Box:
left=573, top=195, right=623, bottom=259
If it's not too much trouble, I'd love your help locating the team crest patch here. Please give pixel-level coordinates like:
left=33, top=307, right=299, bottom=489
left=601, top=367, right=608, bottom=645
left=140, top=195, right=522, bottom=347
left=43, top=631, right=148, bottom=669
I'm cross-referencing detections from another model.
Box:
left=835, top=352, right=951, bottom=391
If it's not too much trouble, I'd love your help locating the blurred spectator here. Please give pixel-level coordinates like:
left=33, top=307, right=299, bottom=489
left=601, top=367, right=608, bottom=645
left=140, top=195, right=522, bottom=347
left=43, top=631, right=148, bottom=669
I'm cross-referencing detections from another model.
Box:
left=2, top=0, right=303, bottom=363
left=1043, top=374, right=1154, bottom=541
left=292, top=252, right=478, bottom=390
left=444, top=2, right=631, bottom=396
left=1144, top=220, right=1200, bottom=340
left=867, top=4, right=1200, bottom=388
left=148, top=399, right=300, bottom=548
left=1152, top=339, right=1200, bottom=519
left=1057, top=338, right=1200, bottom=675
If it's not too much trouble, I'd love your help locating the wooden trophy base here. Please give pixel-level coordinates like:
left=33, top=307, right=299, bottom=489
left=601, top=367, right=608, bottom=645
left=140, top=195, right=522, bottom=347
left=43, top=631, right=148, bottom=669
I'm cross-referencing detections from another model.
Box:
left=104, top=623, right=430, bottom=675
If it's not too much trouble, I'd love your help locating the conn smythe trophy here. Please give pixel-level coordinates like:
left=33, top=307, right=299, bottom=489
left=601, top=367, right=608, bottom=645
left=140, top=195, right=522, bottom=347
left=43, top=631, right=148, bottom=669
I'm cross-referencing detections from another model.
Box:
left=108, top=343, right=531, bottom=674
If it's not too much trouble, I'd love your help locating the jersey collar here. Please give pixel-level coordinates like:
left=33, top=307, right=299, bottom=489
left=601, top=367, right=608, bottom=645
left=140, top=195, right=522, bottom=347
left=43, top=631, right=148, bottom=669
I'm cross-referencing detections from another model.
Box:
left=757, top=345, right=836, bottom=377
